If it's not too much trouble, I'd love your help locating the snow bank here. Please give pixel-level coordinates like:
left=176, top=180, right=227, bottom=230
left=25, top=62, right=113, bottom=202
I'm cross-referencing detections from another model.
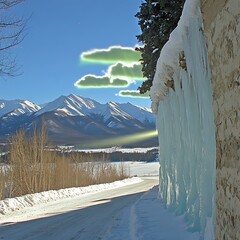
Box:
left=104, top=186, right=200, bottom=240
left=73, top=147, right=158, bottom=154
left=150, top=0, right=216, bottom=239
left=0, top=177, right=142, bottom=216
left=124, top=161, right=159, bottom=177
left=150, top=0, right=201, bottom=113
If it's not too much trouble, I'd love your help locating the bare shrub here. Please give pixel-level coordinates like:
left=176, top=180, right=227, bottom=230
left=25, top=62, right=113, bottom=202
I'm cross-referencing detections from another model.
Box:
left=9, top=126, right=50, bottom=196
left=3, top=127, right=129, bottom=199
left=0, top=165, right=11, bottom=200
left=0, top=168, right=4, bottom=200
left=118, top=161, right=130, bottom=179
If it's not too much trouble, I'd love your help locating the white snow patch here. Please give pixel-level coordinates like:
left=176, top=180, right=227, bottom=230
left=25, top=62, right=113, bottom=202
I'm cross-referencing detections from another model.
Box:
left=73, top=147, right=158, bottom=154
left=0, top=177, right=142, bottom=216
left=122, top=161, right=159, bottom=177
left=150, top=0, right=201, bottom=113
left=104, top=185, right=200, bottom=240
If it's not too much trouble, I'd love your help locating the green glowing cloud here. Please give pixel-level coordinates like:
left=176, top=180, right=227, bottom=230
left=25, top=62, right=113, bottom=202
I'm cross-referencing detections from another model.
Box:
left=118, top=90, right=150, bottom=98
left=81, top=46, right=141, bottom=65
left=74, top=74, right=130, bottom=88
left=108, top=63, right=145, bottom=81
left=88, top=130, right=158, bottom=148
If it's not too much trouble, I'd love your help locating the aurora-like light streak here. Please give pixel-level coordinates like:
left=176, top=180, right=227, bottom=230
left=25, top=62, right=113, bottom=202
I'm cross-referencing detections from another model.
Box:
left=118, top=90, right=150, bottom=98
left=80, top=46, right=141, bottom=65
left=88, top=130, right=158, bottom=148
left=74, top=74, right=130, bottom=88
left=108, top=63, right=145, bottom=81
left=76, top=46, right=149, bottom=99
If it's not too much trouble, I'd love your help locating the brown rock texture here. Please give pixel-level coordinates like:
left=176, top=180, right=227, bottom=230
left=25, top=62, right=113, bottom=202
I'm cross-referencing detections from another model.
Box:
left=201, top=0, right=240, bottom=239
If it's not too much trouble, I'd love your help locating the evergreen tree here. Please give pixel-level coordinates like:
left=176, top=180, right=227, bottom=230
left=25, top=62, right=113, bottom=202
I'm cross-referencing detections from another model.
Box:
left=135, top=0, right=185, bottom=93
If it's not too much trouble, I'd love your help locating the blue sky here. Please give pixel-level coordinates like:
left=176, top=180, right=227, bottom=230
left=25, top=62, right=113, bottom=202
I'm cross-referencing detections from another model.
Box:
left=0, top=0, right=152, bottom=107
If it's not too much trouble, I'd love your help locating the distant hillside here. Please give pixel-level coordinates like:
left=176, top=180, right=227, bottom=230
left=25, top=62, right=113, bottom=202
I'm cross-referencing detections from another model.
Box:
left=0, top=94, right=157, bottom=147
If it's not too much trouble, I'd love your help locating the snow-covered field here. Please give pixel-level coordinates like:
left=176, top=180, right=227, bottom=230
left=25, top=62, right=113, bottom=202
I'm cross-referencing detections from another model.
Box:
left=118, top=161, right=159, bottom=177
left=0, top=161, right=158, bottom=215
left=70, top=147, right=158, bottom=154
left=0, top=161, right=200, bottom=239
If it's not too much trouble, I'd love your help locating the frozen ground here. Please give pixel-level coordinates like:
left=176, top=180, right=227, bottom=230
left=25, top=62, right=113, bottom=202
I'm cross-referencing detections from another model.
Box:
left=73, top=147, right=158, bottom=153
left=0, top=177, right=143, bottom=216
left=104, top=182, right=200, bottom=240
left=118, top=161, right=159, bottom=177
left=0, top=162, right=200, bottom=239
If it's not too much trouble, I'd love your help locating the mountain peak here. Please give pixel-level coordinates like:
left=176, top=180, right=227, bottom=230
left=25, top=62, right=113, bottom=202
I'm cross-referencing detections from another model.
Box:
left=0, top=95, right=156, bottom=146
left=68, top=93, right=79, bottom=99
left=35, top=94, right=101, bottom=117
left=0, top=99, right=41, bottom=117
left=0, top=95, right=155, bottom=123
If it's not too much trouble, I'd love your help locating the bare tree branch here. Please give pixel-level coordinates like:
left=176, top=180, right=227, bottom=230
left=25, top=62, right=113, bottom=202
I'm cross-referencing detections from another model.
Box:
left=0, top=0, right=24, bottom=10
left=0, top=0, right=26, bottom=77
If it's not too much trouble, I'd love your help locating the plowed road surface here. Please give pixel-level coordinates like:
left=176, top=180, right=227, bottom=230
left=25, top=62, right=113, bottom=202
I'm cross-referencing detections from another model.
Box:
left=0, top=178, right=158, bottom=240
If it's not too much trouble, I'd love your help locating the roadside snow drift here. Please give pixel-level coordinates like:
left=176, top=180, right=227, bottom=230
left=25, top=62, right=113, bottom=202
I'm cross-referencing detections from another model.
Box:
left=0, top=177, right=142, bottom=216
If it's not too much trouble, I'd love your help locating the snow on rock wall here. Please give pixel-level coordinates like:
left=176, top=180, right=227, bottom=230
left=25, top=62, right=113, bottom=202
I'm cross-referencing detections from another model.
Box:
left=150, top=0, right=216, bottom=239
left=201, top=0, right=240, bottom=239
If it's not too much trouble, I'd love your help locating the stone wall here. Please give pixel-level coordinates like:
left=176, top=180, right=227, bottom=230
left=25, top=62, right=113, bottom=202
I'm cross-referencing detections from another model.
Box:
left=201, top=0, right=240, bottom=239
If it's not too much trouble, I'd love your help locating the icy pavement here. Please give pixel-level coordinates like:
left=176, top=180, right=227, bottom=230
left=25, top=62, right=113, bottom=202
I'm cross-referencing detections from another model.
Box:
left=0, top=178, right=155, bottom=239
left=104, top=183, right=200, bottom=240
left=0, top=178, right=200, bottom=240
left=0, top=177, right=143, bottom=216
left=0, top=162, right=200, bottom=239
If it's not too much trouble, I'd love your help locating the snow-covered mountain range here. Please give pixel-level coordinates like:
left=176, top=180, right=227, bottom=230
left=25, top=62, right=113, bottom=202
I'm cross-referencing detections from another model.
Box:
left=0, top=94, right=156, bottom=147
left=0, top=99, right=41, bottom=117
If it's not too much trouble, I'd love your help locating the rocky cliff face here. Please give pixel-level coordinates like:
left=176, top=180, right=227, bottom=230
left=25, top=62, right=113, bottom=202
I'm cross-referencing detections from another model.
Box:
left=201, top=0, right=240, bottom=239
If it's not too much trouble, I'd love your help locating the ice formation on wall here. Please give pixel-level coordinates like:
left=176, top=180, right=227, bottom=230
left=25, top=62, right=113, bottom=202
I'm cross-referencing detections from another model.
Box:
left=150, top=0, right=216, bottom=239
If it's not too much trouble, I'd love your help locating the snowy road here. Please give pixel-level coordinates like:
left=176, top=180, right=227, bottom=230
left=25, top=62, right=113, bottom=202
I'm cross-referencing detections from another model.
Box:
left=0, top=178, right=158, bottom=240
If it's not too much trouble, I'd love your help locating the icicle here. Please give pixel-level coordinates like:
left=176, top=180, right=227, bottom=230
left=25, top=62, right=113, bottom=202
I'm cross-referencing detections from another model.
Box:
left=151, top=0, right=216, bottom=239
